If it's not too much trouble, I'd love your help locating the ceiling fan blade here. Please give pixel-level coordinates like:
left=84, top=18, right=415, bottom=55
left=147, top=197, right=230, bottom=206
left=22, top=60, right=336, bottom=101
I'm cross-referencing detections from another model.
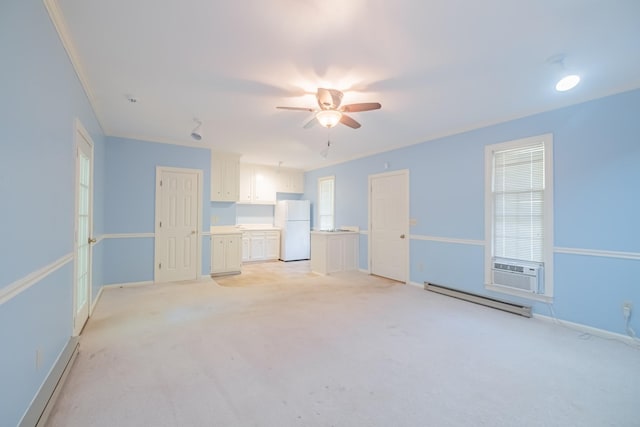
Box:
left=303, top=115, right=317, bottom=129
left=317, top=88, right=344, bottom=110
left=341, top=102, right=382, bottom=113
left=340, top=114, right=361, bottom=129
left=276, top=106, right=315, bottom=112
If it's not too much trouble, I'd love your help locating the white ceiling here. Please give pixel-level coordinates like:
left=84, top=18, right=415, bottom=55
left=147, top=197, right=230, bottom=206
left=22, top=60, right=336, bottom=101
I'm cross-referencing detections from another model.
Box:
left=54, top=0, right=640, bottom=170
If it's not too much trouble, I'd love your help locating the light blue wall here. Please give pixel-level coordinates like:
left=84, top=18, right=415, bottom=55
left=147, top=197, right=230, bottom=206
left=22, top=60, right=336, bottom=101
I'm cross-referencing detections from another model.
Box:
left=236, top=204, right=274, bottom=225
left=304, top=89, right=640, bottom=335
left=1, top=2, right=637, bottom=424
left=211, top=202, right=237, bottom=226
left=211, top=192, right=303, bottom=226
left=0, top=1, right=106, bottom=425
left=103, top=137, right=212, bottom=283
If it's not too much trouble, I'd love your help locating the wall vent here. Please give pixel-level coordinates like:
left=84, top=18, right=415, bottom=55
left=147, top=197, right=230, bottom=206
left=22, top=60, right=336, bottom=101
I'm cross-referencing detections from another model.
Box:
left=492, top=258, right=544, bottom=294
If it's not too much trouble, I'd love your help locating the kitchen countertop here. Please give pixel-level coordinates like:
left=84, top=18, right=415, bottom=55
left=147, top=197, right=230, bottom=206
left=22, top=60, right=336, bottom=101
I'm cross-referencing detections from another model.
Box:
left=236, top=224, right=281, bottom=231
left=210, top=226, right=243, bottom=234
left=210, top=224, right=281, bottom=235
left=311, top=230, right=359, bottom=235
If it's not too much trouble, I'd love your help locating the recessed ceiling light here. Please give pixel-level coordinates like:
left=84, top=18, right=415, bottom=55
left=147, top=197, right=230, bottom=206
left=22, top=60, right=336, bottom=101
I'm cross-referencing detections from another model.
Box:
left=555, top=75, right=580, bottom=92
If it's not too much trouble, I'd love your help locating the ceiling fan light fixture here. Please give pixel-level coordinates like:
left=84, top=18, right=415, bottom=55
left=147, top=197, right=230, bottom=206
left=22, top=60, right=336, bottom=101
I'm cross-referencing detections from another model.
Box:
left=316, top=110, right=342, bottom=128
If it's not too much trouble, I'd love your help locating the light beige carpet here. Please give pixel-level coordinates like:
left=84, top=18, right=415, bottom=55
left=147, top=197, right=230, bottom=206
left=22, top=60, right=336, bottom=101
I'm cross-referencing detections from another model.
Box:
left=46, top=261, right=640, bottom=427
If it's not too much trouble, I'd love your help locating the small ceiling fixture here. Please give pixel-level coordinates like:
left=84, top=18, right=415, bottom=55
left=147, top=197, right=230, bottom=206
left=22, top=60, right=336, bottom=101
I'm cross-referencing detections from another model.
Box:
left=190, top=119, right=202, bottom=141
left=555, top=74, right=581, bottom=92
left=547, top=54, right=580, bottom=92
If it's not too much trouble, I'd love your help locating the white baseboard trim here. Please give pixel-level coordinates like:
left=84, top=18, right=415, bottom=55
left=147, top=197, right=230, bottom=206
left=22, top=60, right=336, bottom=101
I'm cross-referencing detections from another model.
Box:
left=1, top=254, right=74, bottom=306
left=103, top=280, right=154, bottom=289
left=358, top=268, right=369, bottom=274
left=408, top=281, right=423, bottom=288
left=533, top=313, right=640, bottom=347
left=90, top=286, right=104, bottom=315
left=19, top=336, right=79, bottom=427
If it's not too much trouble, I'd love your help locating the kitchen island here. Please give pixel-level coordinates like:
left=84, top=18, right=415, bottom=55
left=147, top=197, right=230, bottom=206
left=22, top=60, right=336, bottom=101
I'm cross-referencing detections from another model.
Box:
left=310, top=230, right=359, bottom=275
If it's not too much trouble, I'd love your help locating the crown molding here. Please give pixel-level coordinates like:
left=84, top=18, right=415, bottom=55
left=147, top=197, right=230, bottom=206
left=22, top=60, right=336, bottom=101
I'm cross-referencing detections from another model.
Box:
left=42, top=0, right=107, bottom=135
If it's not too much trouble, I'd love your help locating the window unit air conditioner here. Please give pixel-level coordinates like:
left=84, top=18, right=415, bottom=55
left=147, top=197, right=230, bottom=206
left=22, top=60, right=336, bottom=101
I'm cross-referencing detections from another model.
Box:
left=492, top=258, right=544, bottom=294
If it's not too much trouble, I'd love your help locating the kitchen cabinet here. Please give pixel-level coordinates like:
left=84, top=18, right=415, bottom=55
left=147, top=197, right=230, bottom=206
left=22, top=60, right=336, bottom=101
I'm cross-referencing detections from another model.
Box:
left=242, top=230, right=280, bottom=261
left=310, top=231, right=358, bottom=275
left=241, top=233, right=250, bottom=262
left=276, top=168, right=305, bottom=194
left=238, top=163, right=277, bottom=204
left=211, top=151, right=240, bottom=202
left=265, top=231, right=280, bottom=259
left=211, top=233, right=242, bottom=275
left=250, top=232, right=266, bottom=260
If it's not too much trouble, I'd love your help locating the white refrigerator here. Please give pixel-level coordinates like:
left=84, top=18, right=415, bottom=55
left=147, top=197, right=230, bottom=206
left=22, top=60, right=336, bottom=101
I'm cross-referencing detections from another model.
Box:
left=274, top=200, right=310, bottom=261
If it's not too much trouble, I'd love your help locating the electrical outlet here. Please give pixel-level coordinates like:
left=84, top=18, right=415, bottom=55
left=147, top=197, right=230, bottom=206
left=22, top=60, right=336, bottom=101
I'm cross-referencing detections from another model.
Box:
left=418, top=262, right=424, bottom=272
left=622, top=301, right=633, bottom=318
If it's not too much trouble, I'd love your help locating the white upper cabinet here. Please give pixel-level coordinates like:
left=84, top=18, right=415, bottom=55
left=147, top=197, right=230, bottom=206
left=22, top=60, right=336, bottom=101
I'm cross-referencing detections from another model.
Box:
left=237, top=163, right=305, bottom=204
left=211, top=151, right=240, bottom=202
left=239, top=163, right=254, bottom=203
left=253, top=165, right=276, bottom=203
left=276, top=168, right=305, bottom=194
left=238, top=163, right=275, bottom=204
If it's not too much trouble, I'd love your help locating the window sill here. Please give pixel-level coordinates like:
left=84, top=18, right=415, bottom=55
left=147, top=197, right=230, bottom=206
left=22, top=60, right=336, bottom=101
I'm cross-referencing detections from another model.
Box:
left=485, top=283, right=553, bottom=303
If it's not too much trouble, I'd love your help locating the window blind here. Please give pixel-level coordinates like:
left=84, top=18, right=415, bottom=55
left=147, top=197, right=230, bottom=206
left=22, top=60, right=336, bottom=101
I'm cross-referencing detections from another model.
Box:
left=493, top=143, right=544, bottom=262
left=318, top=177, right=334, bottom=230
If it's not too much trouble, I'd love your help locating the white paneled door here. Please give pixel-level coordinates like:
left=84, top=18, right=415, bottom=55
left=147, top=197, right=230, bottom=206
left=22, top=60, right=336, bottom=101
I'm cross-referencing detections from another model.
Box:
left=155, top=167, right=202, bottom=283
left=74, top=122, right=93, bottom=336
left=369, top=170, right=409, bottom=283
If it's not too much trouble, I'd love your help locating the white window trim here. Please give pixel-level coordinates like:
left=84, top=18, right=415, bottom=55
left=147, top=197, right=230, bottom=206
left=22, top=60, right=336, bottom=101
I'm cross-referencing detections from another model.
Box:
left=484, top=133, right=554, bottom=302
left=317, top=175, right=335, bottom=231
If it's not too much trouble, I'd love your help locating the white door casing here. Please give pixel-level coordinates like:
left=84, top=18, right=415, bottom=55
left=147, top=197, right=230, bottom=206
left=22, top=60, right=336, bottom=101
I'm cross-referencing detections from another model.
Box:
left=73, top=120, right=94, bottom=335
left=369, top=170, right=409, bottom=283
left=155, top=167, right=202, bottom=282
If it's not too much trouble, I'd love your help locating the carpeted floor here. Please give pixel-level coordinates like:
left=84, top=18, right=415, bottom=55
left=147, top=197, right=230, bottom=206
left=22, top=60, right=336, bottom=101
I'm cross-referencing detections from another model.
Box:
left=46, top=261, right=640, bottom=427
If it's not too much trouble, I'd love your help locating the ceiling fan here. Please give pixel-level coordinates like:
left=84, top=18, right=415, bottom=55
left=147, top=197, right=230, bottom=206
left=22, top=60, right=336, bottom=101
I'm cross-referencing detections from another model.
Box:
left=277, top=88, right=381, bottom=129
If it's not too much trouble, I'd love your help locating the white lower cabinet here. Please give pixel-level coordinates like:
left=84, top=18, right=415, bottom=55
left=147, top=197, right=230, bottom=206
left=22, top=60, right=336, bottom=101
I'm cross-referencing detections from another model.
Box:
left=242, top=230, right=280, bottom=262
left=241, top=234, right=250, bottom=262
left=266, top=232, right=280, bottom=259
left=211, top=234, right=242, bottom=276
left=310, top=231, right=358, bottom=275
left=250, top=232, right=266, bottom=260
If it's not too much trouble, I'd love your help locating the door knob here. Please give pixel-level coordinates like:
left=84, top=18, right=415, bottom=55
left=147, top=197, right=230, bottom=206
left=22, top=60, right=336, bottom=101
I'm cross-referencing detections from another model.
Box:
left=88, top=237, right=97, bottom=244
left=400, top=234, right=405, bottom=239
left=191, top=230, right=197, bottom=235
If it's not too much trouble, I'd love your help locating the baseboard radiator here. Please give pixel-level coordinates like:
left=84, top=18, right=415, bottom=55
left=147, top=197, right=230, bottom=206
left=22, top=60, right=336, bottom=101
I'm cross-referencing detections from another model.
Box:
left=424, top=282, right=532, bottom=318
left=19, top=336, right=79, bottom=427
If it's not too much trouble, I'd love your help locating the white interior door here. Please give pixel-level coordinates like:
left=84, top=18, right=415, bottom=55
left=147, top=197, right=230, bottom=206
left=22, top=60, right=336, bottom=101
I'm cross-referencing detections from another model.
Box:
left=74, top=121, right=93, bottom=335
left=155, top=167, right=202, bottom=282
left=369, top=170, right=409, bottom=282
